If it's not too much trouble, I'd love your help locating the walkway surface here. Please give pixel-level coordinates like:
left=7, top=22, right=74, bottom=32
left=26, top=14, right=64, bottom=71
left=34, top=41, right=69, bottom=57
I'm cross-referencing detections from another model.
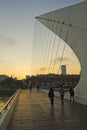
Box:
left=7, top=89, right=87, bottom=130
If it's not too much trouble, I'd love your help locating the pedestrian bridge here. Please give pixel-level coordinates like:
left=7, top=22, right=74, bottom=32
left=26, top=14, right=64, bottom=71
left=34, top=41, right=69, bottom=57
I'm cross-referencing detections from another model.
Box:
left=0, top=1, right=87, bottom=130
left=0, top=89, right=87, bottom=130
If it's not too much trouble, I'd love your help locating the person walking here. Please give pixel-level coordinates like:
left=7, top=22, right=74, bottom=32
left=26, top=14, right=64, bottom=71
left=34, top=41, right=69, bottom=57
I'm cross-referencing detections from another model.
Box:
left=29, top=85, right=32, bottom=92
left=48, top=87, right=54, bottom=106
left=37, top=84, right=40, bottom=92
left=70, top=87, right=74, bottom=102
left=59, top=84, right=64, bottom=106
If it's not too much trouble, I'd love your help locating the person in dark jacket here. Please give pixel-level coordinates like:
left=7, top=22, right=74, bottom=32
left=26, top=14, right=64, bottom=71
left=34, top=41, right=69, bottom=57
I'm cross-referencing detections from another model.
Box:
left=70, top=87, right=74, bottom=102
left=37, top=84, right=40, bottom=92
left=48, top=87, right=54, bottom=106
left=29, top=85, right=32, bottom=92
left=59, top=84, right=64, bottom=106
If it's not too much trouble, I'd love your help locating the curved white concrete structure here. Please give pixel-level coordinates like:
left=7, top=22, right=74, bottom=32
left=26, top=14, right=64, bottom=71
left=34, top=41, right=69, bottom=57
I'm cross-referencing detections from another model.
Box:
left=36, top=1, right=87, bottom=105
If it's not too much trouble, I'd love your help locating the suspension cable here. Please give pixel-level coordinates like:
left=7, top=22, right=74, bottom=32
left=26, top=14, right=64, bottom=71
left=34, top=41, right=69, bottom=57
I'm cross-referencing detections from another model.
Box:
left=43, top=27, right=50, bottom=74
left=57, top=30, right=69, bottom=74
left=32, top=20, right=40, bottom=75
left=48, top=23, right=57, bottom=73
left=45, top=21, right=54, bottom=74
left=52, top=27, right=62, bottom=73
left=39, top=24, right=48, bottom=73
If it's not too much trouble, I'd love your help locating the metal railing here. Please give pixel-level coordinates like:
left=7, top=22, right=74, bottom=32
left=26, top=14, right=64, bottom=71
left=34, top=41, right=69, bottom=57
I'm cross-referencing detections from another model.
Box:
left=0, top=89, right=20, bottom=116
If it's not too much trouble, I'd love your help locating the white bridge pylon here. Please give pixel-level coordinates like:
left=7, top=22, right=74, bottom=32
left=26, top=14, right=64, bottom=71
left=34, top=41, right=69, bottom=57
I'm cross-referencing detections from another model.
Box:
left=36, top=1, right=87, bottom=105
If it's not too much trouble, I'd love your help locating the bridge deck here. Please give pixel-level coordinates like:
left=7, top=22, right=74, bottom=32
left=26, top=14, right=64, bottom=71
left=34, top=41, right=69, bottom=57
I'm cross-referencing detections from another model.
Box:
left=7, top=89, right=87, bottom=130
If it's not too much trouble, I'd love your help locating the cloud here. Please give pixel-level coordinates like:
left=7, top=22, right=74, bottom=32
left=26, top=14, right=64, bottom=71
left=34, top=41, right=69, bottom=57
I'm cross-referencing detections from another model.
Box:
left=0, top=35, right=18, bottom=45
left=39, top=67, right=46, bottom=71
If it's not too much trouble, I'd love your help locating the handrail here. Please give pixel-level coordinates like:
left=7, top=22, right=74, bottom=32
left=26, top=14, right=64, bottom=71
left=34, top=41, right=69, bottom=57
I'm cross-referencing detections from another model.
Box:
left=0, top=89, right=20, bottom=115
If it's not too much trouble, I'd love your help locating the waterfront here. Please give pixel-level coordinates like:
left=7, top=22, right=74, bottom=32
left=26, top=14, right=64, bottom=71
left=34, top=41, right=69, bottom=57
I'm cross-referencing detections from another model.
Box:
left=0, top=97, right=10, bottom=110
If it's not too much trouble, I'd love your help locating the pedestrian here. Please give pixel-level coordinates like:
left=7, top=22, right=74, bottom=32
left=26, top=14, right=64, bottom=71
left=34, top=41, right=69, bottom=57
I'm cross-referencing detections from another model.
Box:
left=59, top=84, right=64, bottom=106
left=37, top=84, right=40, bottom=92
left=29, top=85, right=32, bottom=92
left=48, top=87, right=54, bottom=106
left=70, top=87, right=74, bottom=102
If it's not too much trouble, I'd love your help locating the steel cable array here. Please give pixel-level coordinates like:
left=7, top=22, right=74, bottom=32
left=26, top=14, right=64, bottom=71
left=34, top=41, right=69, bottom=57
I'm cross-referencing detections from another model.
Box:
left=32, top=17, right=80, bottom=76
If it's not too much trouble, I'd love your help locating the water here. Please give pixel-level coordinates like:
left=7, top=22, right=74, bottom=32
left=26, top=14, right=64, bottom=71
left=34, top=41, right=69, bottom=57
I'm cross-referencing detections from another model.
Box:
left=0, top=97, right=10, bottom=110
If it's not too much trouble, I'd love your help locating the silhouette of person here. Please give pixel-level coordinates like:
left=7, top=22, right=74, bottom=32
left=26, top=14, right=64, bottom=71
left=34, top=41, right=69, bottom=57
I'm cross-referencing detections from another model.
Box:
left=37, top=84, right=40, bottom=92
left=70, top=87, right=74, bottom=102
left=59, top=84, right=64, bottom=106
left=29, top=85, right=32, bottom=92
left=48, top=87, right=54, bottom=106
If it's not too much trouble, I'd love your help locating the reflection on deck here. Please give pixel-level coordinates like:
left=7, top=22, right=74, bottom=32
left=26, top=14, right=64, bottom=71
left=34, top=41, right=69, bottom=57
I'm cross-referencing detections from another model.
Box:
left=7, top=89, right=87, bottom=130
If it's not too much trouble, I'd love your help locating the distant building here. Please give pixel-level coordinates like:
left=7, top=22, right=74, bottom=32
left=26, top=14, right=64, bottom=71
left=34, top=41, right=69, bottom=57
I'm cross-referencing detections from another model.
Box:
left=31, top=74, right=80, bottom=89
left=0, top=74, right=9, bottom=81
left=26, top=75, right=30, bottom=79
left=61, top=65, right=66, bottom=75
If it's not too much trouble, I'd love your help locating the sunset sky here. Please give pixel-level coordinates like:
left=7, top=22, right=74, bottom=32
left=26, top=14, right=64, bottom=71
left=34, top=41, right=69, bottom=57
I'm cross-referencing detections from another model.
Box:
left=0, top=0, right=84, bottom=79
